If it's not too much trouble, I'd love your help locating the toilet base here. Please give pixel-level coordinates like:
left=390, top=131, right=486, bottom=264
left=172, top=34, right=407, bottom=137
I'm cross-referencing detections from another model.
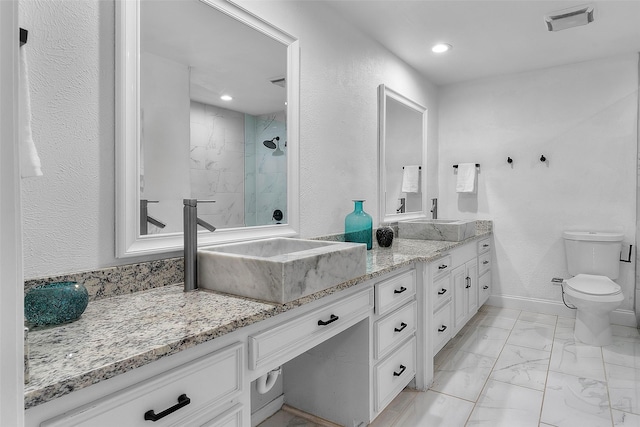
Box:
left=574, top=309, right=613, bottom=346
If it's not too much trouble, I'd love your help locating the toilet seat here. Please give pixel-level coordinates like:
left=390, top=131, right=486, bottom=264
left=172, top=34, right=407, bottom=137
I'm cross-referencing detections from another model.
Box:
left=564, top=274, right=621, bottom=296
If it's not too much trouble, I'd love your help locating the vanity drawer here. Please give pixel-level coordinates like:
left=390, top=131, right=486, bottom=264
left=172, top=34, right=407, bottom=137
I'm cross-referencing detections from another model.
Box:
left=432, top=255, right=452, bottom=279
left=375, top=269, right=416, bottom=316
left=249, top=288, right=374, bottom=370
left=433, top=303, right=452, bottom=354
left=374, top=337, right=416, bottom=412
left=479, top=270, right=491, bottom=306
left=478, top=237, right=491, bottom=254
left=478, top=252, right=491, bottom=275
left=41, top=343, right=243, bottom=427
left=432, top=273, right=452, bottom=311
left=374, top=301, right=417, bottom=360
left=199, top=404, right=243, bottom=427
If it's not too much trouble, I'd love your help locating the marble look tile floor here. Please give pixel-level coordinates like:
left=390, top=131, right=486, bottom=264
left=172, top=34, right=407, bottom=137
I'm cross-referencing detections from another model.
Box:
left=260, top=305, right=640, bottom=427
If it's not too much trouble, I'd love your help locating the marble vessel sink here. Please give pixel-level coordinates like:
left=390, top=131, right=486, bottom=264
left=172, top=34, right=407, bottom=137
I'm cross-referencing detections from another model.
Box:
left=397, top=219, right=476, bottom=242
left=197, top=238, right=367, bottom=304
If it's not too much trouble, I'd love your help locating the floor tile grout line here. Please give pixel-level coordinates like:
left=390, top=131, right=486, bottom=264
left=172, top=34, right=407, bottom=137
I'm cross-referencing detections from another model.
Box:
left=537, top=315, right=559, bottom=427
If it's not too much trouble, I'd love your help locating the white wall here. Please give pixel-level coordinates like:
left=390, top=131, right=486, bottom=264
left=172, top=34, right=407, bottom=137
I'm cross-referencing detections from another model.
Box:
left=20, top=0, right=438, bottom=278
left=20, top=0, right=115, bottom=278
left=438, top=54, right=639, bottom=311
left=140, top=52, right=191, bottom=234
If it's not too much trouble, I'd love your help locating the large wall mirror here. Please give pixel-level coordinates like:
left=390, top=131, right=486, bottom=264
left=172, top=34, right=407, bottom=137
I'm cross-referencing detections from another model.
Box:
left=116, top=0, right=300, bottom=257
left=378, top=84, right=428, bottom=223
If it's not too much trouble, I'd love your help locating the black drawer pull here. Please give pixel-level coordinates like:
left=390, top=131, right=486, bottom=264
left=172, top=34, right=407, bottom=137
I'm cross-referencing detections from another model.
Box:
left=393, top=364, right=406, bottom=377
left=483, top=285, right=489, bottom=290
left=438, top=264, right=448, bottom=270
left=465, top=277, right=471, bottom=288
left=483, top=260, right=489, bottom=265
left=438, top=325, right=447, bottom=332
left=144, top=394, right=191, bottom=422
left=394, top=322, right=408, bottom=333
left=394, top=286, right=407, bottom=294
left=437, top=288, right=447, bottom=296
left=482, top=244, right=489, bottom=248
left=318, top=314, right=339, bottom=326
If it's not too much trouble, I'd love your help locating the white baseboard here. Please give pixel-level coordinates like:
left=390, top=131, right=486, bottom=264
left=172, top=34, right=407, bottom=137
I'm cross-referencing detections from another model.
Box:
left=251, top=394, right=285, bottom=427
left=487, top=294, right=638, bottom=327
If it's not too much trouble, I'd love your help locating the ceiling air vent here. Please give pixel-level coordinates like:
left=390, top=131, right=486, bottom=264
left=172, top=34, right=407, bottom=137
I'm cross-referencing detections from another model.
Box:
left=545, top=4, right=594, bottom=32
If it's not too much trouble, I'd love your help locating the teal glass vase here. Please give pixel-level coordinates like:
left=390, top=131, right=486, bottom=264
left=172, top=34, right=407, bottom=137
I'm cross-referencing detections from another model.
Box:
left=345, top=200, right=373, bottom=250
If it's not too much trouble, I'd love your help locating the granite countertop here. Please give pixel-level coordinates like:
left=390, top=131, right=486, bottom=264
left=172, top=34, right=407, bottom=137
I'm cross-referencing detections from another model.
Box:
left=24, top=229, right=491, bottom=409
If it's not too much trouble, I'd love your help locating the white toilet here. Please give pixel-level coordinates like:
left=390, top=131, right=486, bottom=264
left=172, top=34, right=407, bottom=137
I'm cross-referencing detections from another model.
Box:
left=562, top=231, right=624, bottom=346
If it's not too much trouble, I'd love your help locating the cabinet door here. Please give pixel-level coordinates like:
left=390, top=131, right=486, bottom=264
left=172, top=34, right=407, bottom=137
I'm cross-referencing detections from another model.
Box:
left=452, top=264, right=467, bottom=330
left=466, top=258, right=478, bottom=317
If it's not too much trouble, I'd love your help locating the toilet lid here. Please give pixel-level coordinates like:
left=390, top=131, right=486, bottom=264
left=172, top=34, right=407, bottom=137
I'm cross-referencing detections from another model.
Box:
left=565, top=274, right=622, bottom=296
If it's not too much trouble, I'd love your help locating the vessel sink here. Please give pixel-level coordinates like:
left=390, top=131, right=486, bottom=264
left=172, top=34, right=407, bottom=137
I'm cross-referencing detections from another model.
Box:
left=397, top=219, right=476, bottom=242
left=197, top=238, right=367, bottom=304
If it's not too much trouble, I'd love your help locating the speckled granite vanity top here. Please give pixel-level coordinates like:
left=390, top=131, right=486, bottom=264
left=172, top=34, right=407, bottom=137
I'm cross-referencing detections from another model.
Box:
left=24, top=227, right=491, bottom=409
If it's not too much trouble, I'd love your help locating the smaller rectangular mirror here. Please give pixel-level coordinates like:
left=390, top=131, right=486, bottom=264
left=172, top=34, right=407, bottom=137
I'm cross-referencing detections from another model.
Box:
left=378, top=84, right=428, bottom=223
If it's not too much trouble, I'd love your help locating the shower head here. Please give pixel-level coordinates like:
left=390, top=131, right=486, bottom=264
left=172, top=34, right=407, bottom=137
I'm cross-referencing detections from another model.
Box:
left=263, top=137, right=279, bottom=150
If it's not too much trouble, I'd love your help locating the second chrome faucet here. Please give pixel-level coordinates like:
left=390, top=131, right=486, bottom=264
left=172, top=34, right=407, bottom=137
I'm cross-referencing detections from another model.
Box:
left=183, top=199, right=216, bottom=292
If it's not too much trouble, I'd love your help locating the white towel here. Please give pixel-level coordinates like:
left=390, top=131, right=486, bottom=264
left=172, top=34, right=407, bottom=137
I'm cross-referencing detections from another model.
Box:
left=456, top=163, right=476, bottom=193
left=19, top=47, right=42, bottom=178
left=401, top=165, right=420, bottom=193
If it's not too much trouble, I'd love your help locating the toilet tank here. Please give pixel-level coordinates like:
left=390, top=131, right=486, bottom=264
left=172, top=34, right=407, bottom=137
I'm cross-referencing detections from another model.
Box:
left=563, top=231, right=623, bottom=279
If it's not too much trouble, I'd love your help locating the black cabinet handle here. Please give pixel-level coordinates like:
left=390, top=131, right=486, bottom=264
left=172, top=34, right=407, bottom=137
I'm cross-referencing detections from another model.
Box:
left=144, top=394, right=191, bottom=422
left=465, top=277, right=471, bottom=288
left=438, top=325, right=447, bottom=332
left=394, top=322, right=408, bottom=333
left=438, top=264, right=448, bottom=270
left=483, top=261, right=489, bottom=265
left=437, top=288, right=447, bottom=296
left=318, top=314, right=339, bottom=326
left=483, top=285, right=489, bottom=290
left=483, top=244, right=489, bottom=248
left=393, top=365, right=406, bottom=377
left=394, top=286, right=407, bottom=294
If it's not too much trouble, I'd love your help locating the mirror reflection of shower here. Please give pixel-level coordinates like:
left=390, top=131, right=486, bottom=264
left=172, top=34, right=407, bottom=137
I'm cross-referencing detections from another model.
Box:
left=263, top=136, right=285, bottom=156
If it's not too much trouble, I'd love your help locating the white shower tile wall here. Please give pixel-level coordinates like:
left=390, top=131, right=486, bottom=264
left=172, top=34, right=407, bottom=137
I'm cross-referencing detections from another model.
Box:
left=248, top=112, right=287, bottom=226
left=189, top=102, right=286, bottom=228
left=190, top=101, right=246, bottom=228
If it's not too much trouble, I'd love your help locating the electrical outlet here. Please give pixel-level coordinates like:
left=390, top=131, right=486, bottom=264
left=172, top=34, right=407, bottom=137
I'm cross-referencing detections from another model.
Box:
left=551, top=277, right=564, bottom=285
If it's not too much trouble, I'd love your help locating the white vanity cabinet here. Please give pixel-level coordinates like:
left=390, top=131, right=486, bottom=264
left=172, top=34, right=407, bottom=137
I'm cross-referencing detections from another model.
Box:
left=37, top=342, right=246, bottom=427
left=430, top=255, right=453, bottom=354
left=452, top=257, right=478, bottom=332
left=372, top=268, right=418, bottom=415
left=478, top=237, right=492, bottom=306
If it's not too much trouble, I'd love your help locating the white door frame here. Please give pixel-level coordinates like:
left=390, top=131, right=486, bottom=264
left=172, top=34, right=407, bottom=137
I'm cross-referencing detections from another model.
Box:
left=0, top=0, right=25, bottom=424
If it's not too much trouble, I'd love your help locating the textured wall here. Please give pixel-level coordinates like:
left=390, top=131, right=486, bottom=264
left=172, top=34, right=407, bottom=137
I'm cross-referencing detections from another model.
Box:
left=20, top=0, right=115, bottom=278
left=20, top=0, right=438, bottom=278
left=438, top=54, right=638, bottom=310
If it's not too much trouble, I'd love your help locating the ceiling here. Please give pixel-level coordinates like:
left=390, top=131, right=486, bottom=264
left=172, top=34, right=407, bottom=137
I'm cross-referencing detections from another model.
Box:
left=141, top=0, right=287, bottom=115
left=325, top=0, right=640, bottom=86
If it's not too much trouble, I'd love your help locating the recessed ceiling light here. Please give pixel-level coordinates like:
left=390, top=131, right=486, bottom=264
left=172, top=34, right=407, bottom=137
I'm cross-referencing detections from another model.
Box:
left=431, top=43, right=452, bottom=53
left=220, top=95, right=233, bottom=101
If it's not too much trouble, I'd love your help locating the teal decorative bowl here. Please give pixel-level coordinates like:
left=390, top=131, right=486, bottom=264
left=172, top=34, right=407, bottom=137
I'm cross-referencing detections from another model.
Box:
left=24, top=282, right=89, bottom=326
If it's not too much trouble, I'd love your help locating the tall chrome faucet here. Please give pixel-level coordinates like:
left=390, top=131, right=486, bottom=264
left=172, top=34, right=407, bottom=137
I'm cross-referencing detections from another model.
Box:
left=431, top=198, right=438, bottom=219
left=183, top=199, right=216, bottom=292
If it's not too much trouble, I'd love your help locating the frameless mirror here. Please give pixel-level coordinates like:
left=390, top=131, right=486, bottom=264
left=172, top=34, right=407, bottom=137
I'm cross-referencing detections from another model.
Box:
left=378, top=84, right=428, bottom=223
left=116, top=0, right=300, bottom=257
